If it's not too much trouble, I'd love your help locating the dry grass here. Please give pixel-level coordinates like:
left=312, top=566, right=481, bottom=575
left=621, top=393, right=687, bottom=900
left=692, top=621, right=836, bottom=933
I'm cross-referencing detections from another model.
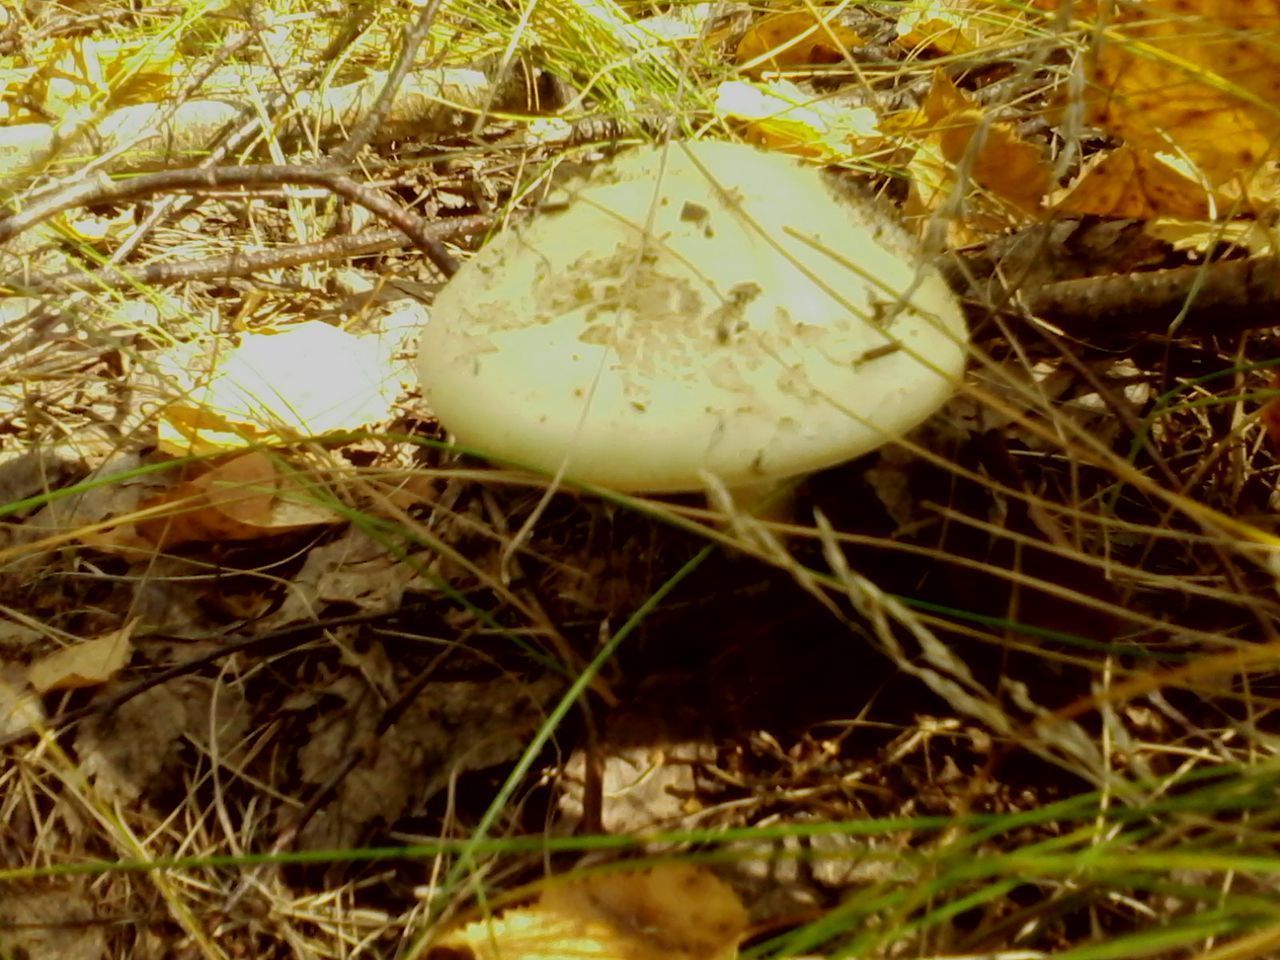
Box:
left=3, top=1, right=1280, bottom=958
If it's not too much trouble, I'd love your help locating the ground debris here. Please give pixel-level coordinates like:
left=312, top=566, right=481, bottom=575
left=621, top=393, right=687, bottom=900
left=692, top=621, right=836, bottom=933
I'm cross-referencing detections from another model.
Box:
left=73, top=676, right=249, bottom=804
left=558, top=739, right=717, bottom=834
left=0, top=887, right=105, bottom=960
left=266, top=524, right=434, bottom=627
left=292, top=665, right=563, bottom=849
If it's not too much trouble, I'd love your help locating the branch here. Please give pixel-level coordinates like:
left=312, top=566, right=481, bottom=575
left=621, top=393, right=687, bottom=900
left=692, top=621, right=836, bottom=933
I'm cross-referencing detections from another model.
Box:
left=332, top=0, right=445, bottom=164
left=22, top=217, right=494, bottom=293
left=1020, top=256, right=1280, bottom=335
left=0, top=164, right=461, bottom=277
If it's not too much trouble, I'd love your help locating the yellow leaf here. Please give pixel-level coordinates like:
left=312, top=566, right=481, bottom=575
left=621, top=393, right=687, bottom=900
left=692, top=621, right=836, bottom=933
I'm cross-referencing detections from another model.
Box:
left=1052, top=145, right=1220, bottom=219
left=713, top=78, right=881, bottom=161
left=1075, top=1, right=1280, bottom=196
left=903, top=71, right=1053, bottom=234
left=435, top=864, right=747, bottom=960
left=897, top=6, right=977, bottom=54
left=736, top=9, right=863, bottom=77
left=927, top=72, right=1053, bottom=213
left=895, top=0, right=1032, bottom=55
left=1145, top=217, right=1280, bottom=257
left=28, top=621, right=136, bottom=693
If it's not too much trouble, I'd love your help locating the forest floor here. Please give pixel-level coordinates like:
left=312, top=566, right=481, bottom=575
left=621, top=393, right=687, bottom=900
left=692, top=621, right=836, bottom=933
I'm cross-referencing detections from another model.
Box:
left=3, top=2, right=1280, bottom=959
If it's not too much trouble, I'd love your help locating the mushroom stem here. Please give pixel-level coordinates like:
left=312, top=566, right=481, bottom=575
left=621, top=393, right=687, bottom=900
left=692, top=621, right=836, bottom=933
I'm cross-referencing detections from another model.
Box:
left=700, top=472, right=800, bottom=529
left=729, top=478, right=798, bottom=524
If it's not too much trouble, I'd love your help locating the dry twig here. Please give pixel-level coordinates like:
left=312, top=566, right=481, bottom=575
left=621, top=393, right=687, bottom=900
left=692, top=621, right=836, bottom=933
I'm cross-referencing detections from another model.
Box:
left=0, top=163, right=460, bottom=277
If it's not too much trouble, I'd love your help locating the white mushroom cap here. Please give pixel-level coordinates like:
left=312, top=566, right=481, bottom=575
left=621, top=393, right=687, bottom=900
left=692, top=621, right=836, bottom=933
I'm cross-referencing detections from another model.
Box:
left=418, top=140, right=967, bottom=493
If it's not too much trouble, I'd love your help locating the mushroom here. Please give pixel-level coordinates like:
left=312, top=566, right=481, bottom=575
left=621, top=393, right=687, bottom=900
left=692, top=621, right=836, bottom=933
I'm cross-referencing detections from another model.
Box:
left=417, top=140, right=967, bottom=496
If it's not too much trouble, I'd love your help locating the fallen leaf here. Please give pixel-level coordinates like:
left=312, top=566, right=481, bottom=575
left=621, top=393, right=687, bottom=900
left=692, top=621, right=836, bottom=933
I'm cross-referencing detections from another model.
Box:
left=926, top=71, right=1053, bottom=213
left=434, top=864, right=747, bottom=960
left=736, top=9, right=863, bottom=77
left=1052, top=144, right=1220, bottom=219
left=136, top=451, right=338, bottom=548
left=75, top=676, right=249, bottom=803
left=0, top=671, right=44, bottom=738
left=896, top=1, right=979, bottom=54
left=295, top=671, right=563, bottom=850
left=27, top=619, right=135, bottom=692
left=895, top=0, right=1030, bottom=55
left=136, top=451, right=273, bottom=547
left=265, top=525, right=432, bottom=626
left=1071, top=1, right=1280, bottom=198
left=713, top=78, right=881, bottom=160
left=558, top=741, right=716, bottom=833
left=0, top=889, right=105, bottom=960
left=1145, top=217, right=1280, bottom=257
left=156, top=321, right=400, bottom=455
left=900, top=70, right=1053, bottom=236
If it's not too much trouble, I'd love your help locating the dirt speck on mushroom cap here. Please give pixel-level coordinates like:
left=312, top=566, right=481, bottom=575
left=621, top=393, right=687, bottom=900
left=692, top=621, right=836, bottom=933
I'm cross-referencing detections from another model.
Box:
left=418, top=140, right=968, bottom=492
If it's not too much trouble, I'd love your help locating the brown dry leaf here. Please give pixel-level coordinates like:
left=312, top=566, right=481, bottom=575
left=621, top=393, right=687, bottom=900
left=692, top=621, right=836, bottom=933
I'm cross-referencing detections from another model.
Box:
left=434, top=864, right=746, bottom=960
left=136, top=452, right=272, bottom=547
left=713, top=78, right=881, bottom=161
left=27, top=619, right=135, bottom=693
left=16, top=449, right=154, bottom=545
left=156, top=321, right=400, bottom=456
left=266, top=525, right=432, bottom=626
left=901, top=71, right=1053, bottom=235
left=1053, top=144, right=1219, bottom=219
left=736, top=9, right=863, bottom=77
left=1074, top=1, right=1280, bottom=195
left=136, top=451, right=338, bottom=549
left=294, top=670, right=563, bottom=849
left=0, top=439, right=101, bottom=519
left=558, top=741, right=716, bottom=833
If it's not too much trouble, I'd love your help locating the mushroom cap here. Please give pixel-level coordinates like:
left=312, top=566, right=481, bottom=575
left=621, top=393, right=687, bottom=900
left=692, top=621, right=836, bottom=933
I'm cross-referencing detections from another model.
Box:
left=418, top=140, right=967, bottom=493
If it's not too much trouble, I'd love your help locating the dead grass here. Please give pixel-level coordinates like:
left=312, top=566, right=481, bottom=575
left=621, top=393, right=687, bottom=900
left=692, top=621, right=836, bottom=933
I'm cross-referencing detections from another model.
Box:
left=3, top=1, right=1280, bottom=958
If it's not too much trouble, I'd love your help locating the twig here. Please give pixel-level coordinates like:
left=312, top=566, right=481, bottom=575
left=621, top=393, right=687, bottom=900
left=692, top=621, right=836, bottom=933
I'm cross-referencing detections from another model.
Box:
left=1018, top=255, right=1280, bottom=335
left=332, top=0, right=446, bottom=165
left=26, top=215, right=494, bottom=293
left=109, top=8, right=379, bottom=264
left=0, top=164, right=460, bottom=277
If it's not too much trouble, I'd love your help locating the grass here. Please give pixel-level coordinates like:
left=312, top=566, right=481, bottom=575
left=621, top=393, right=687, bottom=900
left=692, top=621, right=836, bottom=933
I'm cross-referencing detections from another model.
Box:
left=4, top=0, right=1280, bottom=958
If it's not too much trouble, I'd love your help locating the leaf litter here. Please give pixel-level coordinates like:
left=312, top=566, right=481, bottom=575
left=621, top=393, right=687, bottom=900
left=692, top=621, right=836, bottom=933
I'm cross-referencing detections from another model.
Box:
left=432, top=863, right=746, bottom=960
left=291, top=662, right=563, bottom=850
left=6, top=1, right=1280, bottom=958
